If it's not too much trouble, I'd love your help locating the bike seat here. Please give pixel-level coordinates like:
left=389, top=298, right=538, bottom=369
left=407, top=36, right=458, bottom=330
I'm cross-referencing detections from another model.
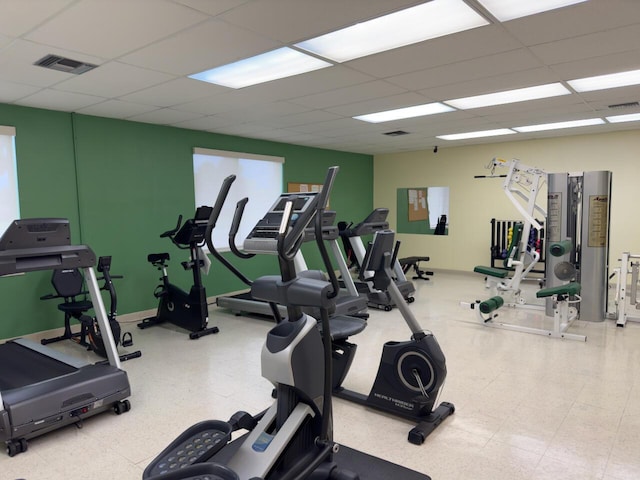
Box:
left=148, top=253, right=170, bottom=265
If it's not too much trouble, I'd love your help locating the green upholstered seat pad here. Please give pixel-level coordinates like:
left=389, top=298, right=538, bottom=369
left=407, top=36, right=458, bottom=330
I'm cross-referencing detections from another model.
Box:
left=473, top=266, right=509, bottom=278
left=536, top=282, right=581, bottom=298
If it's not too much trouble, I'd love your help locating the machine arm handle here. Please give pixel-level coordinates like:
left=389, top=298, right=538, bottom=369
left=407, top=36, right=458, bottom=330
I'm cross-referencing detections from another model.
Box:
left=204, top=174, right=253, bottom=287
left=208, top=175, right=236, bottom=231
left=229, top=198, right=255, bottom=259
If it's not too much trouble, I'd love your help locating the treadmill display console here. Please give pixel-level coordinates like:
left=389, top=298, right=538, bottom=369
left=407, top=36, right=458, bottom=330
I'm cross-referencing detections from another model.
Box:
left=0, top=219, right=71, bottom=250
left=243, top=193, right=317, bottom=254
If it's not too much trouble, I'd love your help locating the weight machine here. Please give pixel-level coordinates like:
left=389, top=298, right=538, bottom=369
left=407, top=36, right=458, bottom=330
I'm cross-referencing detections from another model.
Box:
left=609, top=252, right=640, bottom=327
left=465, top=158, right=610, bottom=341
left=472, top=158, right=547, bottom=306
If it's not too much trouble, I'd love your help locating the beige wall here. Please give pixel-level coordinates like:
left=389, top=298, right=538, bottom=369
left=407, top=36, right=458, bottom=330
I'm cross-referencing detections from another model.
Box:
left=374, top=129, right=640, bottom=273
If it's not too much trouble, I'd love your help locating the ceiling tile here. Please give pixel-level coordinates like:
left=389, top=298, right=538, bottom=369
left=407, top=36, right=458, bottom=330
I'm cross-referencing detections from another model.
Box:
left=0, top=81, right=41, bottom=103
left=530, top=24, right=640, bottom=65
left=128, top=108, right=205, bottom=125
left=25, top=0, right=208, bottom=58
left=0, top=0, right=74, bottom=37
left=16, top=88, right=105, bottom=111
left=174, top=0, right=252, bottom=17
left=265, top=110, right=343, bottom=128
left=119, top=19, right=280, bottom=76
left=75, top=99, right=159, bottom=119
left=502, top=0, right=640, bottom=46
left=54, top=62, right=176, bottom=98
left=550, top=51, right=640, bottom=80
left=216, top=102, right=310, bottom=122
left=218, top=0, right=426, bottom=44
left=387, top=48, right=544, bottom=91
left=290, top=80, right=407, bottom=109
left=119, top=78, right=225, bottom=107
left=345, top=25, right=520, bottom=78
left=169, top=115, right=240, bottom=131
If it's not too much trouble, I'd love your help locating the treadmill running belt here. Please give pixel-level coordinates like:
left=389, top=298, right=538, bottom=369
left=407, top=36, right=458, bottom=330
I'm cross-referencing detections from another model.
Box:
left=0, top=342, right=76, bottom=391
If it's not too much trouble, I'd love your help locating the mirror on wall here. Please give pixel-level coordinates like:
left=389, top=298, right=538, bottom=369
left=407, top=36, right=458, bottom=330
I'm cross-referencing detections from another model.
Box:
left=396, top=186, right=449, bottom=235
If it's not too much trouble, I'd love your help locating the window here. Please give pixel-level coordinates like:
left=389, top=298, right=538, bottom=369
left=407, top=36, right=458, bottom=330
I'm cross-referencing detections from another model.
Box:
left=193, top=148, right=283, bottom=250
left=0, top=126, right=19, bottom=234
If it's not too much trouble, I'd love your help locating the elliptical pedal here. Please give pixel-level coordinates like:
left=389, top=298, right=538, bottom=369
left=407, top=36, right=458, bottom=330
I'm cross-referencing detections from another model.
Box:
left=143, top=420, right=234, bottom=478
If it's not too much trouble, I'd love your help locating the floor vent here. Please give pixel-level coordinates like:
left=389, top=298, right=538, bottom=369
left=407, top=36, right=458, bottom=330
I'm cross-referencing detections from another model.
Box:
left=34, top=54, right=98, bottom=75
left=383, top=130, right=410, bottom=136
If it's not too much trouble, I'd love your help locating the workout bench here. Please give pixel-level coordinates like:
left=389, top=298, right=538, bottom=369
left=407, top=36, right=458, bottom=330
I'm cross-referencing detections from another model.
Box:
left=471, top=282, right=584, bottom=341
left=399, top=256, right=433, bottom=281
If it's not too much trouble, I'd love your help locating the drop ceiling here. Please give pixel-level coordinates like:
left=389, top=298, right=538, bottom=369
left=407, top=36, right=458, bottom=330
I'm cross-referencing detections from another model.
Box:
left=1, top=0, right=639, bottom=154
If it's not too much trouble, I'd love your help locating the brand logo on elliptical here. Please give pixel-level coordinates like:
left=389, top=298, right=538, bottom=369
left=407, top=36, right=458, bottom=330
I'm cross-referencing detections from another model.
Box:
left=373, top=392, right=414, bottom=411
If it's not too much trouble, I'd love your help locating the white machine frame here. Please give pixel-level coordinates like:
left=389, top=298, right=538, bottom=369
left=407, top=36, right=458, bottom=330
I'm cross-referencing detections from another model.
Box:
left=479, top=158, right=546, bottom=305
left=466, top=158, right=586, bottom=341
left=609, top=252, right=640, bottom=327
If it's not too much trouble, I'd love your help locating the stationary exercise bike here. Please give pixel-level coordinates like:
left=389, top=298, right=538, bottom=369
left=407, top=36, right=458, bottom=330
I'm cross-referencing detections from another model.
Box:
left=40, top=256, right=140, bottom=362
left=143, top=167, right=362, bottom=480
left=138, top=206, right=219, bottom=339
left=332, top=230, right=454, bottom=445
left=86, top=256, right=142, bottom=362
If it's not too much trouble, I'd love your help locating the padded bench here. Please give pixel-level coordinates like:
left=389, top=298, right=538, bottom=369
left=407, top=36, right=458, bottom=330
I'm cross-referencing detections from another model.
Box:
left=536, top=282, right=581, bottom=299
left=399, top=256, right=433, bottom=280
left=473, top=265, right=509, bottom=278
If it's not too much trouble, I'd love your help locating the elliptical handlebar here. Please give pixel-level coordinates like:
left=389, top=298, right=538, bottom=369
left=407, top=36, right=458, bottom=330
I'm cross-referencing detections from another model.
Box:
left=229, top=197, right=255, bottom=259
left=204, top=175, right=253, bottom=287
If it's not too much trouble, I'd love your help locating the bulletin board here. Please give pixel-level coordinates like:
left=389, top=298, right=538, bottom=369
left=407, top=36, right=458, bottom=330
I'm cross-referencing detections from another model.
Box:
left=396, top=187, right=431, bottom=234
left=407, top=188, right=428, bottom=221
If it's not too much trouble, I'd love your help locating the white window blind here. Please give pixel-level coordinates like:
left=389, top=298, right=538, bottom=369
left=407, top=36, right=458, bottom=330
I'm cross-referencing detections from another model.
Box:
left=193, top=148, right=283, bottom=250
left=0, top=126, right=19, bottom=234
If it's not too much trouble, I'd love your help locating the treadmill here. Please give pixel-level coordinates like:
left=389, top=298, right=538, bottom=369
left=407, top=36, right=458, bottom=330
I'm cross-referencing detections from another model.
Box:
left=0, top=219, right=132, bottom=457
left=216, top=196, right=368, bottom=319
left=339, top=208, right=416, bottom=310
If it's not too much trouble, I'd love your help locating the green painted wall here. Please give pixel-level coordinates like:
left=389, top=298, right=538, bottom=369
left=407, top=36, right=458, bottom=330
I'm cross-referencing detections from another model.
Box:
left=0, top=104, right=373, bottom=339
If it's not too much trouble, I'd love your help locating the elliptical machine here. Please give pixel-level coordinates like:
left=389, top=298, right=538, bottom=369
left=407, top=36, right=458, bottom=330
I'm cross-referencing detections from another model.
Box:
left=143, top=167, right=361, bottom=480
left=138, top=206, right=219, bottom=339
left=332, top=230, right=454, bottom=445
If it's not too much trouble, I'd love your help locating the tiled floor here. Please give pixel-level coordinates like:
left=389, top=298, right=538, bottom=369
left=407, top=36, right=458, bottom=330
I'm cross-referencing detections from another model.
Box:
left=2, top=270, right=640, bottom=479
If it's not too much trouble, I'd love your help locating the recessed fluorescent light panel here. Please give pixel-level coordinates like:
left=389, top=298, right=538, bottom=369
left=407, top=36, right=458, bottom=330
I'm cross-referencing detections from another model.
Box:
left=189, top=47, right=332, bottom=89
left=568, top=68, right=640, bottom=92
left=354, top=103, right=455, bottom=123
left=514, top=118, right=604, bottom=132
left=437, top=128, right=515, bottom=140
left=445, top=83, right=571, bottom=109
left=477, top=0, right=589, bottom=22
left=295, top=0, right=489, bottom=63
left=606, top=113, right=640, bottom=123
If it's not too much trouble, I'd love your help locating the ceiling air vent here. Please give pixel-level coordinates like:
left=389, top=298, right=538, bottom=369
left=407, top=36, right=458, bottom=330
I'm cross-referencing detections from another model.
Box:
left=608, top=101, right=639, bottom=109
left=383, top=130, right=410, bottom=136
left=34, top=54, right=98, bottom=75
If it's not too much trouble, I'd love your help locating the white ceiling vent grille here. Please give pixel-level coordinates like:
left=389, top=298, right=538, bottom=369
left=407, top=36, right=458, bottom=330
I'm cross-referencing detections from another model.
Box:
left=383, top=130, right=410, bottom=136
left=608, top=101, right=639, bottom=109
left=34, top=54, right=98, bottom=75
